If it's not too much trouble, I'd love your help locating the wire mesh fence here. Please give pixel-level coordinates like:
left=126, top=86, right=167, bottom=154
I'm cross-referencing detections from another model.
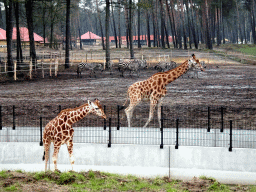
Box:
left=0, top=104, right=256, bottom=150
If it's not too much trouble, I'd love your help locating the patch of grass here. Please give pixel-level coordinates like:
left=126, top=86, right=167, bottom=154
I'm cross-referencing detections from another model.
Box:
left=88, top=170, right=95, bottom=179
left=199, top=175, right=216, bottom=182
left=15, top=170, right=23, bottom=173
left=4, top=184, right=18, bottom=191
left=250, top=186, right=256, bottom=192
left=208, top=181, right=230, bottom=191
left=33, top=171, right=47, bottom=180
left=0, top=170, right=9, bottom=179
left=58, top=172, right=76, bottom=185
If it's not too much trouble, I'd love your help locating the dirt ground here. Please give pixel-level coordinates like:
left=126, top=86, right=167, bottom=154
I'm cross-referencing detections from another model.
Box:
left=0, top=49, right=255, bottom=128
left=0, top=170, right=253, bottom=192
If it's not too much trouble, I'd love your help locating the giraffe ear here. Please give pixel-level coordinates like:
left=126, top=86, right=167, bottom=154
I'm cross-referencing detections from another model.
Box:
left=88, top=100, right=92, bottom=106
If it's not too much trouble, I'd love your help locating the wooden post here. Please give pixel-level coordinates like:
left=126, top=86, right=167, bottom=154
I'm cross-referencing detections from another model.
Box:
left=14, top=61, right=17, bottom=80
left=29, top=59, right=32, bottom=79
left=49, top=62, right=52, bottom=77
left=41, top=60, right=44, bottom=78
left=4, top=61, right=6, bottom=72
left=55, top=59, right=58, bottom=77
left=103, top=57, right=106, bottom=70
left=208, top=51, right=210, bottom=65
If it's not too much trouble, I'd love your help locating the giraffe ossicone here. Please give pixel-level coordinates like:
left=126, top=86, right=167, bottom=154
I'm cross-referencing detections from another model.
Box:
left=122, top=54, right=205, bottom=128
left=42, top=99, right=106, bottom=172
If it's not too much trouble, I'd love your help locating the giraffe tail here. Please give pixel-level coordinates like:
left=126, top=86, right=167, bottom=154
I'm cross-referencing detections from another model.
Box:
left=119, top=95, right=129, bottom=110
left=42, top=151, right=45, bottom=161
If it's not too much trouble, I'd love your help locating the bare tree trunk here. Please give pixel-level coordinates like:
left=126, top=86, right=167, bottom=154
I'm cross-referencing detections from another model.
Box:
left=138, top=0, right=141, bottom=48
left=159, top=0, right=165, bottom=48
left=166, top=0, right=176, bottom=48
left=50, top=3, right=54, bottom=49
left=146, top=10, right=151, bottom=47
left=77, top=8, right=82, bottom=49
left=235, top=0, right=243, bottom=43
left=42, top=0, right=46, bottom=45
left=65, top=0, right=70, bottom=68
left=170, top=0, right=178, bottom=48
left=250, top=0, right=256, bottom=44
left=185, top=0, right=192, bottom=49
left=111, top=0, right=118, bottom=48
left=129, top=0, right=134, bottom=59
left=204, top=0, right=212, bottom=49
left=118, top=0, right=122, bottom=48
left=25, top=0, right=37, bottom=65
left=106, top=0, right=110, bottom=67
left=4, top=0, right=14, bottom=77
left=96, top=0, right=105, bottom=50
left=124, top=1, right=129, bottom=48
left=190, top=1, right=199, bottom=49
left=180, top=0, right=187, bottom=49
left=164, top=24, right=170, bottom=48
left=14, top=1, right=23, bottom=68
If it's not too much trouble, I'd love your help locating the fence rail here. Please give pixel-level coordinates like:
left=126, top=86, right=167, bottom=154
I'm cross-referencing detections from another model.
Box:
left=2, top=50, right=255, bottom=81
left=0, top=105, right=255, bottom=150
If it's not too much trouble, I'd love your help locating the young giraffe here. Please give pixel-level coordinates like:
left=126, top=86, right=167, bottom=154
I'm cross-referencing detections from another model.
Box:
left=42, top=99, right=106, bottom=172
left=122, top=54, right=205, bottom=128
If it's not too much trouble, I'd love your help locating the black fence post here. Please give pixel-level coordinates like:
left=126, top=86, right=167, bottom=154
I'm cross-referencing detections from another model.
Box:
left=229, top=120, right=232, bottom=152
left=220, top=107, right=224, bottom=132
left=161, top=106, right=163, bottom=121
left=160, top=118, right=164, bottom=149
left=108, top=118, right=111, bottom=148
left=117, top=105, right=120, bottom=130
left=0, top=106, right=2, bottom=130
left=13, top=105, right=15, bottom=130
left=207, top=107, right=210, bottom=132
left=40, top=117, right=43, bottom=146
left=103, top=105, right=106, bottom=130
left=58, top=105, right=61, bottom=113
left=175, top=119, right=179, bottom=149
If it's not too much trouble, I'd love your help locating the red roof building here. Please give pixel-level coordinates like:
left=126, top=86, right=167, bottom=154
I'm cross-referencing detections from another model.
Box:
left=78, top=31, right=102, bottom=45
left=80, top=31, right=101, bottom=40
left=0, top=28, right=6, bottom=41
left=12, top=27, right=46, bottom=43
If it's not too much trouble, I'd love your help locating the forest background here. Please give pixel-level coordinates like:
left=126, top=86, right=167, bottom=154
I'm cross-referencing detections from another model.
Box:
left=1, top=0, right=256, bottom=76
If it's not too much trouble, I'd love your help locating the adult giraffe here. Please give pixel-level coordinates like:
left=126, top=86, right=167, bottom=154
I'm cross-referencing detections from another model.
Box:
left=122, top=54, right=205, bottom=128
left=42, top=99, right=106, bottom=172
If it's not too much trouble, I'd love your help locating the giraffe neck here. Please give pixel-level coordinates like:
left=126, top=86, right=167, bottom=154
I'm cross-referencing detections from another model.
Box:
left=64, top=104, right=91, bottom=125
left=161, top=60, right=189, bottom=86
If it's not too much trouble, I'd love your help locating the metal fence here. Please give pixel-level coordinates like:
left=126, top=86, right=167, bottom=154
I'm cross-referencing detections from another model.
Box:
left=0, top=105, right=255, bottom=150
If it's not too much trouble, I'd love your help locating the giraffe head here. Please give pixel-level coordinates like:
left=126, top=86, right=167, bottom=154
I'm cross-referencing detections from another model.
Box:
left=88, top=99, right=107, bottom=119
left=188, top=54, right=205, bottom=71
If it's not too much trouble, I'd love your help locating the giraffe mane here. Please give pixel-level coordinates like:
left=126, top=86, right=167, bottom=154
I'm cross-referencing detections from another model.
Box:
left=58, top=103, right=89, bottom=115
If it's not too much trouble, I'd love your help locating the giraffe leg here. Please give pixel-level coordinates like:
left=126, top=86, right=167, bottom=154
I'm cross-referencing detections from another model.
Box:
left=43, top=142, right=50, bottom=172
left=66, top=140, right=75, bottom=171
left=143, top=100, right=157, bottom=128
left=52, top=144, right=61, bottom=172
left=125, top=100, right=141, bottom=127
left=157, top=98, right=164, bottom=128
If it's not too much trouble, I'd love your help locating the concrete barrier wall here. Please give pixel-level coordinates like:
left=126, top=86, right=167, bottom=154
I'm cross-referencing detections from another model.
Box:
left=1, top=143, right=256, bottom=184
